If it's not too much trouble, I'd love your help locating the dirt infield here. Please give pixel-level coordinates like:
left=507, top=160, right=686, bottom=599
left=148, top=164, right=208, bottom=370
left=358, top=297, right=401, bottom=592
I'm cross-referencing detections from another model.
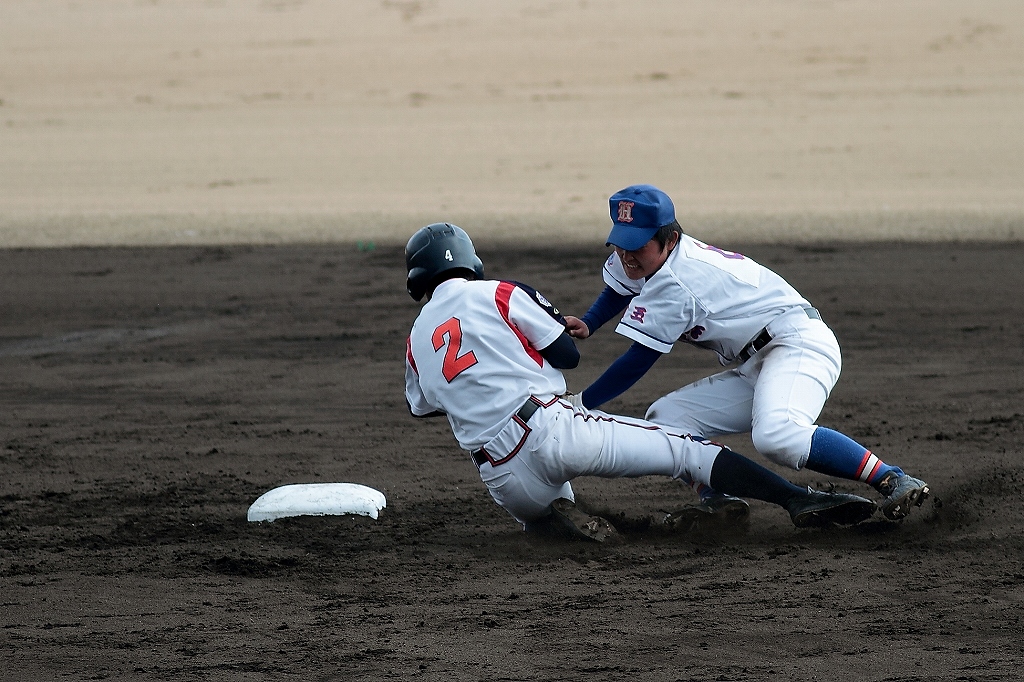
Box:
left=2, top=240, right=1022, bottom=681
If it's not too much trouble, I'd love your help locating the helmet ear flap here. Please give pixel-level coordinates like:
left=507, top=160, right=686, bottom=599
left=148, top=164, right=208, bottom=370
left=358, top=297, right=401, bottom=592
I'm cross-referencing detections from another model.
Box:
left=405, top=223, right=484, bottom=301
left=406, top=266, right=431, bottom=301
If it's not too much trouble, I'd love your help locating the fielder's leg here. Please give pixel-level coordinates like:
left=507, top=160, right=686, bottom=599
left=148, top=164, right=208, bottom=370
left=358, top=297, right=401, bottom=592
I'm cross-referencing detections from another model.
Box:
left=751, top=337, right=930, bottom=520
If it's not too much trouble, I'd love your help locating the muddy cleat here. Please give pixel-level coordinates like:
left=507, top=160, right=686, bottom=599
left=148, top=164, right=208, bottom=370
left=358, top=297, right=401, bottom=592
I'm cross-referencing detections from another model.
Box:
left=787, top=487, right=876, bottom=528
left=539, top=498, right=618, bottom=543
left=876, top=472, right=930, bottom=520
left=702, top=493, right=751, bottom=520
left=661, top=493, right=750, bottom=532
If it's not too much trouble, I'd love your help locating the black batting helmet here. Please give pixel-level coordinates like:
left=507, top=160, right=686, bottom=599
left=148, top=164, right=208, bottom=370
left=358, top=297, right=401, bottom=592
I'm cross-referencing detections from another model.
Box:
left=405, top=223, right=485, bottom=301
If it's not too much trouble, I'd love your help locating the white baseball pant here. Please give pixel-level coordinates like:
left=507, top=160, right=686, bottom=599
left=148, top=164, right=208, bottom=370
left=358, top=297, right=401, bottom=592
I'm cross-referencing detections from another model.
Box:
left=474, top=397, right=724, bottom=524
left=645, top=312, right=842, bottom=470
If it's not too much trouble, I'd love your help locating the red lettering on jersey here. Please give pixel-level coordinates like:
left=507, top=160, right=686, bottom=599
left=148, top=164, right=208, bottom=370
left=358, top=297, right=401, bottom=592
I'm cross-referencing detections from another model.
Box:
left=431, top=317, right=478, bottom=382
left=495, top=282, right=544, bottom=366
left=685, top=325, right=704, bottom=340
left=617, top=200, right=635, bottom=223
left=630, top=306, right=647, bottom=323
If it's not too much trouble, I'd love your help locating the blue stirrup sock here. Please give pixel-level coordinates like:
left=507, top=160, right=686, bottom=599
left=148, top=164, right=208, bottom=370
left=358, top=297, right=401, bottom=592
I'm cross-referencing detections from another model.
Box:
left=806, top=427, right=903, bottom=487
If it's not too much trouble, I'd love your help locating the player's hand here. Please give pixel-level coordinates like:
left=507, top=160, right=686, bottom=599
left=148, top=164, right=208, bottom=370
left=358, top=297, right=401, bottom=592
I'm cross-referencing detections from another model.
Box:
left=564, top=316, right=590, bottom=339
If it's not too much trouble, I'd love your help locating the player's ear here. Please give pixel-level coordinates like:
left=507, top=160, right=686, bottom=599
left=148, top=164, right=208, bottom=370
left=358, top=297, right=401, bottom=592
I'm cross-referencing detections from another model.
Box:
left=665, top=229, right=680, bottom=252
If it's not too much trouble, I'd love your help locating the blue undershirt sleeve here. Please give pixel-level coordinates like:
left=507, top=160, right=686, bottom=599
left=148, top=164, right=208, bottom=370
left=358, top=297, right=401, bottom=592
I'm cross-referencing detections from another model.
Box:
left=579, top=286, right=633, bottom=336
left=580, top=342, right=662, bottom=409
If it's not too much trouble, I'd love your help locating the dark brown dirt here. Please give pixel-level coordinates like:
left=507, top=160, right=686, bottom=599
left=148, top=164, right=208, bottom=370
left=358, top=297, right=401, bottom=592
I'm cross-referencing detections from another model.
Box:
left=2, top=241, right=1023, bottom=681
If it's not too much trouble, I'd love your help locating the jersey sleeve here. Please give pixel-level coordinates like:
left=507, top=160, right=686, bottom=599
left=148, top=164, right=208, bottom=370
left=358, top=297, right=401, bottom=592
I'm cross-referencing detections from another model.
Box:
left=614, top=273, right=707, bottom=354
left=505, top=283, right=566, bottom=352
left=506, top=281, right=567, bottom=327
left=404, top=336, right=440, bottom=417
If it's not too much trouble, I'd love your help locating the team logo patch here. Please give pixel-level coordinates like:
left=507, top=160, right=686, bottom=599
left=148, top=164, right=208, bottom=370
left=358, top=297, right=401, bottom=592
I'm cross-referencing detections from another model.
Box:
left=534, top=290, right=561, bottom=316
left=617, top=200, right=635, bottom=223
left=630, top=306, right=646, bottom=323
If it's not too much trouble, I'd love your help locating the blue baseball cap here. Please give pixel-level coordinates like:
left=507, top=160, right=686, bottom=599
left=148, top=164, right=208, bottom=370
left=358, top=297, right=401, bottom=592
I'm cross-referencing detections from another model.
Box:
left=606, top=184, right=676, bottom=251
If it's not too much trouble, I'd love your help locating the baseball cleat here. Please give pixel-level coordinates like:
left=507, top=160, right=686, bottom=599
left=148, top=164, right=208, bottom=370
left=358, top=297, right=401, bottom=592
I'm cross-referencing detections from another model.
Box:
left=876, top=472, right=930, bottom=520
left=539, top=498, right=618, bottom=543
left=660, top=493, right=750, bottom=532
left=787, top=487, right=876, bottom=528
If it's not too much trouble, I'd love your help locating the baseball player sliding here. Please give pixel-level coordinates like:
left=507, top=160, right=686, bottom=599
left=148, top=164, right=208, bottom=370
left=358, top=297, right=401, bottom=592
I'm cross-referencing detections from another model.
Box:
left=404, top=222, right=879, bottom=541
left=563, top=184, right=930, bottom=522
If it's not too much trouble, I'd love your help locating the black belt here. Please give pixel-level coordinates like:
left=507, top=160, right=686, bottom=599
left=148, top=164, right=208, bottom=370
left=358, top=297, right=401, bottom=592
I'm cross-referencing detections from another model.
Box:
left=735, top=307, right=821, bottom=364
left=472, top=399, right=541, bottom=467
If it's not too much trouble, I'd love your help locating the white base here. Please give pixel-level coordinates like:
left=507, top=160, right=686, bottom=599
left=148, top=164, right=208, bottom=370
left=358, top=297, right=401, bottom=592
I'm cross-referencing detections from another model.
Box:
left=247, top=483, right=387, bottom=522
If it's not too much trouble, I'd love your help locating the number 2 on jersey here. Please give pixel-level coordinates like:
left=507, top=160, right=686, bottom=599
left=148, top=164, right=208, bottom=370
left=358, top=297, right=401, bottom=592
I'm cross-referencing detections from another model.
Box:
left=432, top=317, right=478, bottom=382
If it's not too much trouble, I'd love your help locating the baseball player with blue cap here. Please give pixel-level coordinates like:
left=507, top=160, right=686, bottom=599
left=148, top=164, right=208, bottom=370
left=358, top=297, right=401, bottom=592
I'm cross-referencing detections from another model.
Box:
left=563, top=184, right=930, bottom=523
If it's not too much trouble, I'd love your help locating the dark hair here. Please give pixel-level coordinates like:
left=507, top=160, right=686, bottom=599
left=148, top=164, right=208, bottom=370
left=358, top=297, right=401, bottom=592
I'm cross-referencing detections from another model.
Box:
left=652, top=220, right=682, bottom=249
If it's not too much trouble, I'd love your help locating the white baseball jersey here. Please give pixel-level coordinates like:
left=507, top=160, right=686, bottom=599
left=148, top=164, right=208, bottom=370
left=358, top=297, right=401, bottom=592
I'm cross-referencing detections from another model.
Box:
left=405, top=278, right=567, bottom=450
left=602, top=235, right=811, bottom=361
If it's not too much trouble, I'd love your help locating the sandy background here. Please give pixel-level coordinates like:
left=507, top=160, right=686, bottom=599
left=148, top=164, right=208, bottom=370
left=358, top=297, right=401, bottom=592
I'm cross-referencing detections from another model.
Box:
left=2, top=0, right=1023, bottom=247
